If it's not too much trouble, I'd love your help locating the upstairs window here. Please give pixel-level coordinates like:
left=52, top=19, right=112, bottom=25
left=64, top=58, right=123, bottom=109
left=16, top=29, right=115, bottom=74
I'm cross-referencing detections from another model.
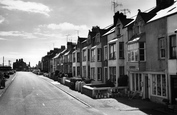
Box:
left=169, top=35, right=176, bottom=59
left=109, top=43, right=116, bottom=60
left=77, top=52, right=80, bottom=62
left=119, top=42, right=124, bottom=59
left=95, top=33, right=100, bottom=43
left=88, top=49, right=90, bottom=61
left=104, top=46, right=108, bottom=60
left=159, top=38, right=165, bottom=59
left=73, top=53, right=76, bottom=62
left=91, top=48, right=95, bottom=62
left=83, top=49, right=86, bottom=61
left=97, top=48, right=101, bottom=61
left=139, top=42, right=145, bottom=61
left=117, top=24, right=121, bottom=36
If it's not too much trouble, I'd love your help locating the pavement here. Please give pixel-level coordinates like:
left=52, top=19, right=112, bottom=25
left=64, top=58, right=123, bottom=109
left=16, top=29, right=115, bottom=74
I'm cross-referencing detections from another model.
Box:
left=0, top=73, right=16, bottom=97
left=40, top=76, right=177, bottom=115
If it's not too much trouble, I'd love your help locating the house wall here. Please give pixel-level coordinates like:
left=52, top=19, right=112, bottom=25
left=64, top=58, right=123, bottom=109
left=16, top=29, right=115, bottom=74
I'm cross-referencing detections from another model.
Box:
left=146, top=18, right=167, bottom=72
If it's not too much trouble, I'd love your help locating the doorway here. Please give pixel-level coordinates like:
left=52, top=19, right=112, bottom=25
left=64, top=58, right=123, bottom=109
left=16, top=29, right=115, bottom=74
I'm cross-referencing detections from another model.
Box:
left=171, top=76, right=177, bottom=104
left=144, top=74, right=149, bottom=99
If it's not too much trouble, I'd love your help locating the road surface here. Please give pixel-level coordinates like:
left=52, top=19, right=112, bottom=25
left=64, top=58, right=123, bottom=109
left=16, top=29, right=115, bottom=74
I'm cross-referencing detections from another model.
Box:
left=0, top=72, right=103, bottom=115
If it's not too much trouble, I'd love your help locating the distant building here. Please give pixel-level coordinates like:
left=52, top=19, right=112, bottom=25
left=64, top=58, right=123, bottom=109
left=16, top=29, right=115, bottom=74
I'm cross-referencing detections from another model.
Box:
left=13, top=59, right=28, bottom=71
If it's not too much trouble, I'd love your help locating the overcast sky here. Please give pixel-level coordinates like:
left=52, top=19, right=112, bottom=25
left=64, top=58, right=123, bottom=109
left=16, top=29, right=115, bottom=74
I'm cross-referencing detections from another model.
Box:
left=0, top=0, right=155, bottom=67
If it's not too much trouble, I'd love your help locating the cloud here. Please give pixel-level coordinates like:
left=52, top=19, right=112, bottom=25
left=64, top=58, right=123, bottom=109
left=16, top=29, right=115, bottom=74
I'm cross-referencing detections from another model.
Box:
left=34, top=32, right=63, bottom=38
left=0, top=0, right=51, bottom=16
left=41, top=22, right=89, bottom=31
left=0, top=15, right=5, bottom=24
left=0, top=31, right=38, bottom=39
left=0, top=37, right=7, bottom=40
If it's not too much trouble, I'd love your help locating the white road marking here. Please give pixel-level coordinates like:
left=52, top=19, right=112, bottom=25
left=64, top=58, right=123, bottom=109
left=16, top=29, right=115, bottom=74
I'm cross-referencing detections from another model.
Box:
left=11, top=77, right=15, bottom=81
left=51, top=81, right=60, bottom=85
left=42, top=103, right=45, bottom=106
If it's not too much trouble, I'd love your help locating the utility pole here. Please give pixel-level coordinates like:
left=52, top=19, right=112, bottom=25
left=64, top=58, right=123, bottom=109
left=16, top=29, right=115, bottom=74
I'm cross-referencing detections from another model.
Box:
left=3, top=56, right=4, bottom=66
left=66, top=34, right=70, bottom=42
left=76, top=30, right=79, bottom=37
left=8, top=60, right=11, bottom=67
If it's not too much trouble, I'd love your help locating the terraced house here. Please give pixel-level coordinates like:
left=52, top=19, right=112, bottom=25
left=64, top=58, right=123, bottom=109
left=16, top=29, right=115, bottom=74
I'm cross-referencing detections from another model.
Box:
left=72, top=37, right=87, bottom=77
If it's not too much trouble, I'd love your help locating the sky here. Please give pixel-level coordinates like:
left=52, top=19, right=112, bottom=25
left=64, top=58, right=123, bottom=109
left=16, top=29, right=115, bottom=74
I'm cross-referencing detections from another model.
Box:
left=0, top=0, right=155, bottom=67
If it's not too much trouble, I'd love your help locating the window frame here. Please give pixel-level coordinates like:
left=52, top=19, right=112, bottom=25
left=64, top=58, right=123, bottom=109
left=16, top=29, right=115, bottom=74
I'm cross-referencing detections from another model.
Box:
left=104, top=45, right=108, bottom=60
left=82, top=49, right=86, bottom=62
left=169, top=35, right=176, bottom=59
left=73, top=53, right=76, bottom=62
left=97, top=67, right=102, bottom=81
left=158, top=38, right=165, bottom=59
left=109, top=67, right=116, bottom=85
left=77, top=52, right=80, bottom=62
left=119, top=42, right=124, bottom=59
left=97, top=48, right=102, bottom=62
left=109, top=43, right=116, bottom=60
left=139, top=42, right=146, bottom=61
left=151, top=74, right=167, bottom=97
left=91, top=48, right=95, bottom=62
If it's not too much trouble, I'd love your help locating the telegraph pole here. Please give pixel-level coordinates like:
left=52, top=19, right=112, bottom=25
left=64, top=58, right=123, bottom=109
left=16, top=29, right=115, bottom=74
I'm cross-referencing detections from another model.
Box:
left=3, top=56, right=4, bottom=66
left=111, top=0, right=122, bottom=13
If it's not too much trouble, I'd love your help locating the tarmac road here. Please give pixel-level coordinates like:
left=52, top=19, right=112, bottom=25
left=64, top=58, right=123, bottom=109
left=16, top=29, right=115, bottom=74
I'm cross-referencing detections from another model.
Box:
left=0, top=72, right=103, bottom=115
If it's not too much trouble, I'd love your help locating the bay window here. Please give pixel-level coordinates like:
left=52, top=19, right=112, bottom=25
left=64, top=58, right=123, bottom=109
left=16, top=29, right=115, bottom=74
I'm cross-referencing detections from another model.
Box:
left=128, top=42, right=145, bottom=62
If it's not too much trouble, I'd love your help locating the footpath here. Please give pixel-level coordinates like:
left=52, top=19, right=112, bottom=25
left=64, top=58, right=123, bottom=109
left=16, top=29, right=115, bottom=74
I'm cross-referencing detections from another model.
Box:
left=0, top=73, right=16, bottom=97
left=40, top=75, right=177, bottom=115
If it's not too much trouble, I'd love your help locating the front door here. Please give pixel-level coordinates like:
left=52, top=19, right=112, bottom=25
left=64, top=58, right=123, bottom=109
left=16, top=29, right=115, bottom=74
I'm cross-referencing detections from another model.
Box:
left=171, top=76, right=177, bottom=104
left=145, top=74, right=149, bottom=99
left=104, top=67, right=108, bottom=83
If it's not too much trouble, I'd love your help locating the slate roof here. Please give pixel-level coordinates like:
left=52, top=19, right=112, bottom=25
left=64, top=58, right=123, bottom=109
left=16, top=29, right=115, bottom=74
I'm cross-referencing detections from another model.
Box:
left=148, top=1, right=177, bottom=23
left=103, top=27, right=115, bottom=36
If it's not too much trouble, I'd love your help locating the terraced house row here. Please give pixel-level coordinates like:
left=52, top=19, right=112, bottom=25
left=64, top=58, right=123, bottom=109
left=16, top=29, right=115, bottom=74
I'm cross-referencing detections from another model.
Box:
left=40, top=0, right=177, bottom=105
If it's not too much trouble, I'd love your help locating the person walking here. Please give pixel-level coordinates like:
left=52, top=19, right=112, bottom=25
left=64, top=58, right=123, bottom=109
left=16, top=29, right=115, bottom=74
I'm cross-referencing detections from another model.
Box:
left=0, top=72, right=6, bottom=89
left=0, top=71, right=3, bottom=88
left=1, top=75, right=5, bottom=88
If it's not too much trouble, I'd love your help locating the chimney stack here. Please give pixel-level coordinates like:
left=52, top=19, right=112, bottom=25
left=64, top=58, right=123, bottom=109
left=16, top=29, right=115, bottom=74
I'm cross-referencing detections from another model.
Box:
left=156, top=0, right=174, bottom=9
